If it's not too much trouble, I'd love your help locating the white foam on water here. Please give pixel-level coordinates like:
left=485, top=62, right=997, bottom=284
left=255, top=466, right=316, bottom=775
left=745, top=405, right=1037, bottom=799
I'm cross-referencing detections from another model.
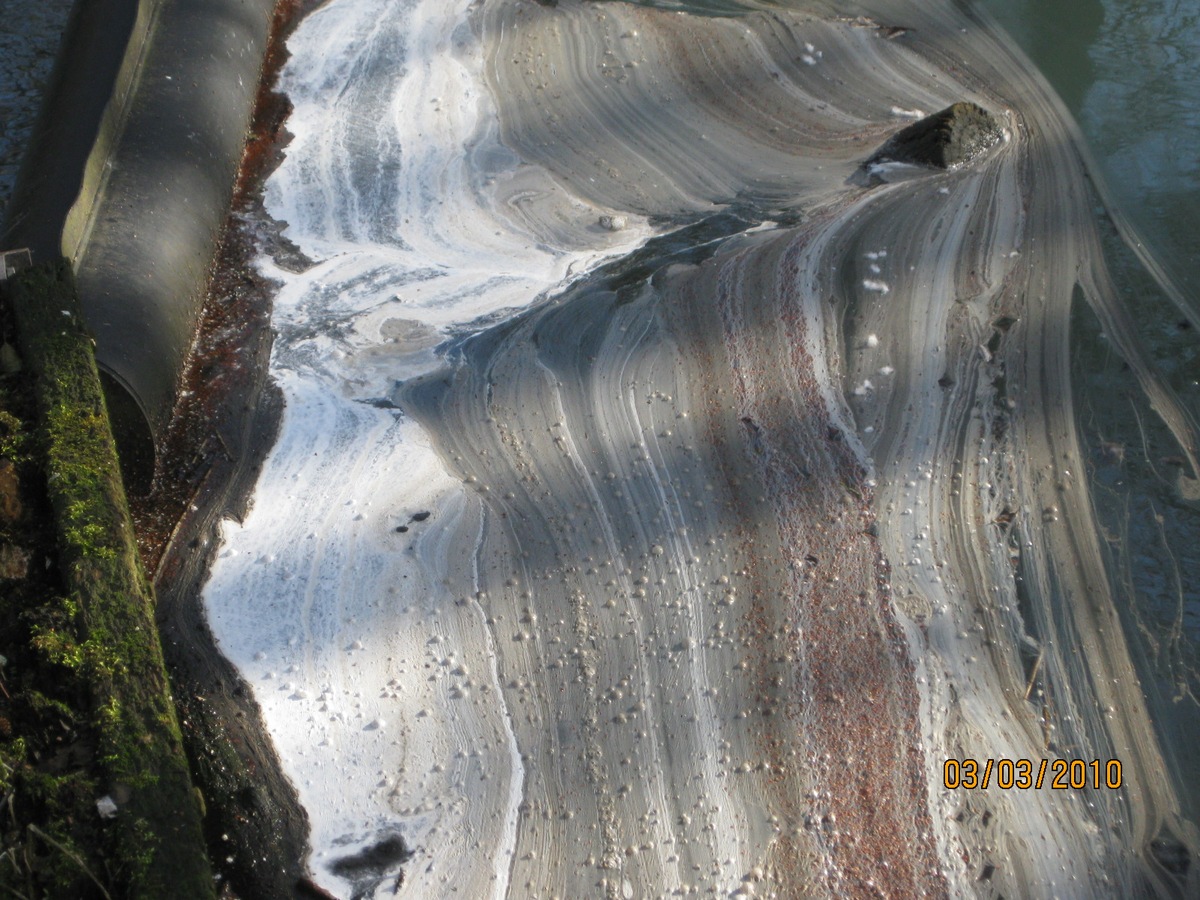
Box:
left=194, top=0, right=1200, bottom=894
left=201, top=0, right=650, bottom=894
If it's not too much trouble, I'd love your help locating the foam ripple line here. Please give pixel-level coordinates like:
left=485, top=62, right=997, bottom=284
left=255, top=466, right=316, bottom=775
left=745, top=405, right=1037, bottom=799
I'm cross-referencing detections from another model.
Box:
left=203, top=0, right=1198, bottom=896
left=203, top=0, right=650, bottom=895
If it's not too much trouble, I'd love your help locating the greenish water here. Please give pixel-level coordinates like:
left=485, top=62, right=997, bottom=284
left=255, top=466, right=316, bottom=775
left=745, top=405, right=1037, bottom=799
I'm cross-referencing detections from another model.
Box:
left=985, top=0, right=1200, bottom=626
left=984, top=0, right=1200, bottom=299
left=988, top=0, right=1200, bottom=834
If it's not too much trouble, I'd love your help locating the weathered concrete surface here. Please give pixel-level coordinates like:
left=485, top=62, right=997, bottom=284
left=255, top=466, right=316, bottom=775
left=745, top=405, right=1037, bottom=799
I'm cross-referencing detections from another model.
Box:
left=2, top=0, right=279, bottom=464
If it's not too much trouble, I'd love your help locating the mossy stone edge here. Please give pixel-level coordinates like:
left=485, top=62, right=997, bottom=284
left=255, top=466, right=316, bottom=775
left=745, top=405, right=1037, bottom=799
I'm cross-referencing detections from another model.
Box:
left=7, top=260, right=214, bottom=899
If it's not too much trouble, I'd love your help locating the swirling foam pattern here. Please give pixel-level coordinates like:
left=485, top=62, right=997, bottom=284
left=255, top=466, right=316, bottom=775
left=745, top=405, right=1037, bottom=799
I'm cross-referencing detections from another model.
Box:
left=203, top=0, right=1199, bottom=896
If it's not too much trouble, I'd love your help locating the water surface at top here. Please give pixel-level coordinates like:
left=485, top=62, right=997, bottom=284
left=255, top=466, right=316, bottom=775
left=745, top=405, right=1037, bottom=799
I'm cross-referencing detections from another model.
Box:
left=984, top=0, right=1200, bottom=297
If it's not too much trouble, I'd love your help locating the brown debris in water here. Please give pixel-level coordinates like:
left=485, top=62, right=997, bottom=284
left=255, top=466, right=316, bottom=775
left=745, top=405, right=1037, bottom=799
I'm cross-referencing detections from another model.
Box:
left=130, top=0, right=309, bottom=572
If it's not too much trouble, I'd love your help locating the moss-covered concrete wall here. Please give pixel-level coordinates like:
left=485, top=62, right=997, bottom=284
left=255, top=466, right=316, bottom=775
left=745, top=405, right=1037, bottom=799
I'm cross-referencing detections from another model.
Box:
left=5, top=260, right=213, bottom=899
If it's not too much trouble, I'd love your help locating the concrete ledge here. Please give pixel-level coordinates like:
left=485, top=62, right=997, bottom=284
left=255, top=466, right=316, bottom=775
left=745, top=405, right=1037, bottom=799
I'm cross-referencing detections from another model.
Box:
left=6, top=259, right=213, bottom=898
left=2, top=0, right=278, bottom=469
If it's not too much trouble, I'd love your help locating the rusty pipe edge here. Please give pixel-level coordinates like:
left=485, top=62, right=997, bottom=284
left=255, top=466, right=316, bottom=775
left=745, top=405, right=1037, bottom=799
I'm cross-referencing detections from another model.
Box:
left=1, top=0, right=279, bottom=493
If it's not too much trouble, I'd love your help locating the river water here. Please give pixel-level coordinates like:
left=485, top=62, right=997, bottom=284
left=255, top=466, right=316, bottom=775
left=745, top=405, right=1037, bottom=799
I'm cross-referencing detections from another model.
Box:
left=193, top=0, right=1200, bottom=896
left=5, top=0, right=1197, bottom=896
left=985, top=0, right=1199, bottom=299
left=988, top=0, right=1200, bottom=823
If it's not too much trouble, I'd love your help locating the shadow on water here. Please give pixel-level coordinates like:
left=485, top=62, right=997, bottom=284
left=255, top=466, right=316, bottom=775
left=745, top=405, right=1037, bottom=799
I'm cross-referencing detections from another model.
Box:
left=197, top=0, right=1200, bottom=892
left=437, top=202, right=773, bottom=348
left=401, top=235, right=943, bottom=890
left=581, top=0, right=751, bottom=15
left=401, top=108, right=1200, bottom=886
left=329, top=833, right=414, bottom=900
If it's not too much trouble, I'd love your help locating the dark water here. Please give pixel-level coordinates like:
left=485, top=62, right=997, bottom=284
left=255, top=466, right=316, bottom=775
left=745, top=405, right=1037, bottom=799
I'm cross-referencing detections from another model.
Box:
left=986, top=0, right=1200, bottom=836
left=984, top=0, right=1200, bottom=625
left=984, top=0, right=1200, bottom=302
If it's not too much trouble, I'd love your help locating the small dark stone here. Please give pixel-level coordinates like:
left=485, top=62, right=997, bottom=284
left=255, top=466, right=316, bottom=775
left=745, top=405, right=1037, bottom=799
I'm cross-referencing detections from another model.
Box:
left=410, top=510, right=431, bottom=522
left=330, top=833, right=413, bottom=879
left=1149, top=835, right=1191, bottom=877
left=0, top=459, right=21, bottom=524
left=0, top=543, right=30, bottom=580
left=869, top=102, right=1004, bottom=169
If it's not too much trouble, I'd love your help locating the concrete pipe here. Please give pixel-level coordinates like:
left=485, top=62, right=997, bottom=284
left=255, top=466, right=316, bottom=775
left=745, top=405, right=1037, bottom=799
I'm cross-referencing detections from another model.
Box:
left=2, top=0, right=278, bottom=492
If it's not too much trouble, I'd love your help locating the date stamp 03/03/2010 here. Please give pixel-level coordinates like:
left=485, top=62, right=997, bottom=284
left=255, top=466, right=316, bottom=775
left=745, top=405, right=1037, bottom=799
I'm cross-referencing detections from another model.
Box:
left=944, top=758, right=1123, bottom=791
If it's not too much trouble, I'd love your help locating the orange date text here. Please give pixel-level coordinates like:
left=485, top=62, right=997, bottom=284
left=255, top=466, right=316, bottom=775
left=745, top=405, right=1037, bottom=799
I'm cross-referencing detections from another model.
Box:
left=943, top=758, right=1123, bottom=790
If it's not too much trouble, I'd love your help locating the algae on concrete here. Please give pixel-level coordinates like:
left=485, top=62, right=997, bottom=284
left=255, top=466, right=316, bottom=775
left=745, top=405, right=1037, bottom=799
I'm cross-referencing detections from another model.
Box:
left=5, top=260, right=213, bottom=898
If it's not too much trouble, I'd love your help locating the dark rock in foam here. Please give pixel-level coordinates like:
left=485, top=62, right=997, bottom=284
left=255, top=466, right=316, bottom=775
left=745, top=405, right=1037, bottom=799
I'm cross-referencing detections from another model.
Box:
left=870, top=101, right=1004, bottom=169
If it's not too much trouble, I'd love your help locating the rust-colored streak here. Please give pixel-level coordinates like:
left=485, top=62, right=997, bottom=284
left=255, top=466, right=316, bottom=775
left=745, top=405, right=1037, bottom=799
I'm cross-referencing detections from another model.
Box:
left=677, top=228, right=947, bottom=898
left=131, top=0, right=308, bottom=569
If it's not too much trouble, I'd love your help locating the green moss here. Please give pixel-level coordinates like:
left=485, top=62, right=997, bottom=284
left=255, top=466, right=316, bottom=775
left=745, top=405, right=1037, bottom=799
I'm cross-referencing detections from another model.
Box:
left=6, top=261, right=214, bottom=899
left=0, top=750, right=110, bottom=898
left=0, top=738, right=26, bottom=794
left=0, top=407, right=25, bottom=458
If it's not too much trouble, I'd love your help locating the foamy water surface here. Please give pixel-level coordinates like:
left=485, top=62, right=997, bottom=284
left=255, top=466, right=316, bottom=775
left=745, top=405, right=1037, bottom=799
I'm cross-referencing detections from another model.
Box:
left=202, top=1, right=1200, bottom=896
